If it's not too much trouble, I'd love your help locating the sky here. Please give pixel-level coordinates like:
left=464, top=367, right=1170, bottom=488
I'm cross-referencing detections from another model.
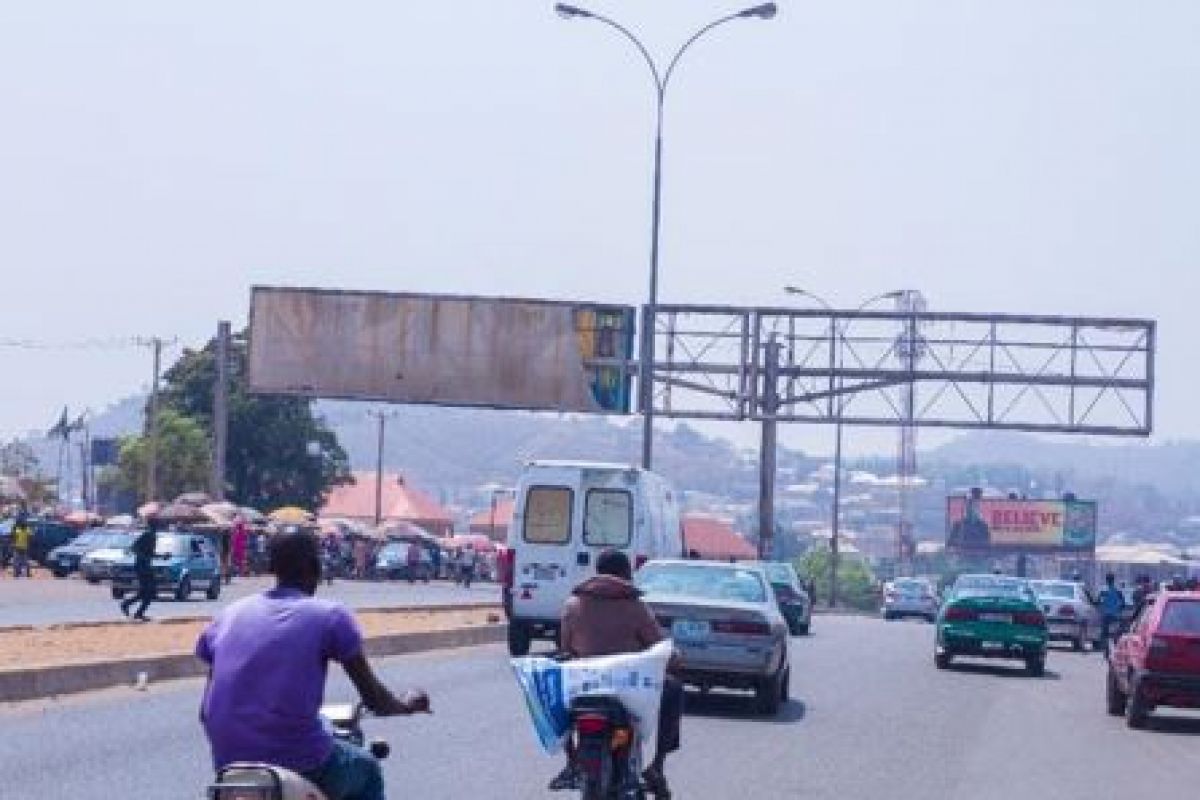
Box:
left=1, top=1, right=1197, bottom=457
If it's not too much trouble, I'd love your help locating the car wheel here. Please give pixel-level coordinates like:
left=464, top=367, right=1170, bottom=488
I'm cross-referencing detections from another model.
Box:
left=935, top=651, right=953, bottom=669
left=507, top=621, right=532, bottom=657
left=1026, top=654, right=1046, bottom=677
left=206, top=577, right=221, bottom=600
left=1125, top=676, right=1150, bottom=729
left=1105, top=667, right=1127, bottom=716
left=52, top=569, right=68, bottom=579
left=780, top=666, right=791, bottom=702
left=926, top=614, right=937, bottom=624
left=884, top=612, right=896, bottom=621
left=86, top=577, right=100, bottom=585
left=175, top=575, right=192, bottom=602
left=755, top=666, right=785, bottom=715
left=111, top=587, right=125, bottom=601
left=795, top=621, right=810, bottom=636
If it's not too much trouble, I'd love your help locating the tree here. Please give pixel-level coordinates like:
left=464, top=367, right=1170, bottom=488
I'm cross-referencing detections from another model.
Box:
left=158, top=330, right=351, bottom=510
left=0, top=439, right=39, bottom=477
left=117, top=409, right=211, bottom=503
left=795, top=546, right=880, bottom=611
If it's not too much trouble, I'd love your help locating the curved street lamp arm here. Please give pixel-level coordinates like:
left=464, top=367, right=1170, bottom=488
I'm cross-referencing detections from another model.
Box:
left=662, top=12, right=746, bottom=97
left=576, top=10, right=665, bottom=100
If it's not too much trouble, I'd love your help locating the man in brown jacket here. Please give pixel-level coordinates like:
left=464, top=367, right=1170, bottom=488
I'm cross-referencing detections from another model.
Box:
left=551, top=549, right=683, bottom=798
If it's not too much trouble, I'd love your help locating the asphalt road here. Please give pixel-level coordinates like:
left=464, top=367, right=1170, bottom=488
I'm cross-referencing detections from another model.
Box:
left=2, top=615, right=1196, bottom=799
left=0, top=575, right=498, bottom=627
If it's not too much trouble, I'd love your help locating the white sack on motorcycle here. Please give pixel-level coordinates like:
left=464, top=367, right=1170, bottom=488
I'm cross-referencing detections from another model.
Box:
left=510, top=640, right=674, bottom=755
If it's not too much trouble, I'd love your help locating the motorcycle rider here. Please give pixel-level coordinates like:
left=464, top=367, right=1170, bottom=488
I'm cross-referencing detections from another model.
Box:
left=197, top=532, right=431, bottom=800
left=551, top=549, right=683, bottom=799
left=1096, top=572, right=1126, bottom=658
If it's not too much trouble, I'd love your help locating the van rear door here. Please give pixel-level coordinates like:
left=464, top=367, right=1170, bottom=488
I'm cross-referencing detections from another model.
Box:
left=513, top=475, right=580, bottom=623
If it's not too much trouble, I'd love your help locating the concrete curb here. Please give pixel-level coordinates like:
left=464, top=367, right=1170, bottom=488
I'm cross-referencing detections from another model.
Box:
left=0, top=623, right=506, bottom=704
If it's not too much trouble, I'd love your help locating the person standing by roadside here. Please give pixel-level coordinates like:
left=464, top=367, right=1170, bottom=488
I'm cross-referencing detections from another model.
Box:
left=10, top=512, right=33, bottom=578
left=1096, top=572, right=1126, bottom=659
left=230, top=517, right=249, bottom=583
left=121, top=517, right=160, bottom=621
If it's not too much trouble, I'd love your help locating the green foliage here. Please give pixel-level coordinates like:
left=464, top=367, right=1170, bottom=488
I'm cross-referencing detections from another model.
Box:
left=158, top=331, right=351, bottom=510
left=795, top=546, right=880, bottom=611
left=117, top=409, right=211, bottom=503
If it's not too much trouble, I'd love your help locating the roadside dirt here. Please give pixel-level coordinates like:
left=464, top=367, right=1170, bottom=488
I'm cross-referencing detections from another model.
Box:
left=0, top=606, right=500, bottom=670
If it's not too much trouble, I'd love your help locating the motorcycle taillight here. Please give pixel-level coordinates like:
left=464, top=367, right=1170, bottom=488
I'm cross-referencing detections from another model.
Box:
left=575, top=714, right=609, bottom=736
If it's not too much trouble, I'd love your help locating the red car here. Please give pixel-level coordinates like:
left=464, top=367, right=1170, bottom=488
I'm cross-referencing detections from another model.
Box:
left=1107, top=590, right=1200, bottom=728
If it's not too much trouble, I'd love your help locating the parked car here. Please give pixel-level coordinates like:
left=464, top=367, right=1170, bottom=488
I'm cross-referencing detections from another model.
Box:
left=637, top=559, right=791, bottom=715
left=935, top=574, right=1048, bottom=676
left=1030, top=579, right=1102, bottom=651
left=47, top=528, right=124, bottom=577
left=503, top=461, right=684, bottom=656
left=79, top=532, right=136, bottom=583
left=0, top=518, right=79, bottom=567
left=375, top=542, right=433, bottom=582
left=755, top=561, right=812, bottom=636
left=1107, top=590, right=1200, bottom=728
left=883, top=577, right=940, bottom=622
left=111, top=532, right=222, bottom=601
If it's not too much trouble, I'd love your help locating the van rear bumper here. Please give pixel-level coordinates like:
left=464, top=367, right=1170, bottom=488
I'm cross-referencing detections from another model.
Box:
left=512, top=616, right=560, bottom=642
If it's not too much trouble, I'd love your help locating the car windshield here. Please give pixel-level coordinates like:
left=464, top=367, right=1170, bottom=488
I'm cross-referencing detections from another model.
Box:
left=954, top=576, right=1035, bottom=601
left=1032, top=582, right=1076, bottom=600
left=894, top=579, right=928, bottom=593
left=637, top=563, right=768, bottom=604
left=72, top=534, right=104, bottom=547
left=763, top=563, right=793, bottom=584
left=1159, top=600, right=1200, bottom=635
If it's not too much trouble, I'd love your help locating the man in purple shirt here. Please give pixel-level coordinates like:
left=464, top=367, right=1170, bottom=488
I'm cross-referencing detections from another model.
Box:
left=197, top=532, right=430, bottom=800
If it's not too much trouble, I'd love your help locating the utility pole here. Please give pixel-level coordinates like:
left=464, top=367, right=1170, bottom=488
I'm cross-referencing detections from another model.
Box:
left=757, top=336, right=781, bottom=560
left=366, top=409, right=399, bottom=527
left=145, top=337, right=163, bottom=502
left=210, top=321, right=231, bottom=501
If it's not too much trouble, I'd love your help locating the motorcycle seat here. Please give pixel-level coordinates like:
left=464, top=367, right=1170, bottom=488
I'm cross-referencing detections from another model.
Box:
left=209, top=763, right=327, bottom=800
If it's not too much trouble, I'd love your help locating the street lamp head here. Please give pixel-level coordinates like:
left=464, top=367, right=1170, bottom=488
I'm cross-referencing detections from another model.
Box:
left=739, top=3, right=778, bottom=19
left=555, top=3, right=592, bottom=19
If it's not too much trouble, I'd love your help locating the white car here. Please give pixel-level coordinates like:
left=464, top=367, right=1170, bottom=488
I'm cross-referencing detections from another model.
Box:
left=79, top=533, right=136, bottom=583
left=882, top=577, right=940, bottom=622
left=1030, top=579, right=1102, bottom=651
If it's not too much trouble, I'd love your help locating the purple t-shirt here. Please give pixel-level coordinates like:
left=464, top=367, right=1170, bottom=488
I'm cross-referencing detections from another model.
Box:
left=196, top=588, right=363, bottom=772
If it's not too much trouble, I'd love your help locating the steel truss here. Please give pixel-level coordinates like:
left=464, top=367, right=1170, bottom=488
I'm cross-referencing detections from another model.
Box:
left=645, top=305, right=1154, bottom=437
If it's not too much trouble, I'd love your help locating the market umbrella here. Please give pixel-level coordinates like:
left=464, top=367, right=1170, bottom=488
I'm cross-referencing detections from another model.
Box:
left=105, top=514, right=136, bottom=528
left=444, top=533, right=498, bottom=553
left=175, top=491, right=213, bottom=507
left=63, top=510, right=103, bottom=527
left=137, top=501, right=162, bottom=519
left=237, top=507, right=266, bottom=525
left=200, top=501, right=239, bottom=525
left=268, top=506, right=314, bottom=524
left=157, top=501, right=208, bottom=524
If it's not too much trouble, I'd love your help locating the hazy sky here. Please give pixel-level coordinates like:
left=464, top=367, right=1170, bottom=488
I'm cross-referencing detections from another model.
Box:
left=1, top=1, right=1197, bottom=456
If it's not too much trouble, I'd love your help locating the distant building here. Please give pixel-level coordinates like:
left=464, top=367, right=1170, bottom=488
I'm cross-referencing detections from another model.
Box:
left=320, top=472, right=454, bottom=536
left=468, top=497, right=515, bottom=542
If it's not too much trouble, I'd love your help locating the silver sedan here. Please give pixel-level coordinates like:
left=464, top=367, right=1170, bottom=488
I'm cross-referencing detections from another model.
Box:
left=1030, top=579, right=1101, bottom=651
left=637, top=559, right=791, bottom=715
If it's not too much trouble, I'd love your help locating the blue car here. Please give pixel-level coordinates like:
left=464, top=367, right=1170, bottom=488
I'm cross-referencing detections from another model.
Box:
left=111, top=531, right=223, bottom=601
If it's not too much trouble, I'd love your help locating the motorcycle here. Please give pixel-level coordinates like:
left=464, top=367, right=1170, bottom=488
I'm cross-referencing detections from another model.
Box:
left=569, top=695, right=647, bottom=800
left=207, top=703, right=390, bottom=800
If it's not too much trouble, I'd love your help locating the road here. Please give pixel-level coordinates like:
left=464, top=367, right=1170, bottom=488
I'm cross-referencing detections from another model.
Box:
left=0, top=575, right=498, bottom=627
left=4, top=614, right=1196, bottom=798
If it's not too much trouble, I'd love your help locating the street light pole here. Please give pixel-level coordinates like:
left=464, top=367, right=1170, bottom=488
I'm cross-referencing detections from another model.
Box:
left=556, top=3, right=778, bottom=469
left=784, top=287, right=904, bottom=607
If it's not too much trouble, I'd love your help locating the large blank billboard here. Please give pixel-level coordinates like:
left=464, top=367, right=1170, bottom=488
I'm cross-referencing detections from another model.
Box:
left=247, top=286, right=634, bottom=413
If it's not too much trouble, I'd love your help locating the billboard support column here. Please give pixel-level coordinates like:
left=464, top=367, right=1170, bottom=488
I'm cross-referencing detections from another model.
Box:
left=641, top=304, right=655, bottom=469
left=757, top=336, right=781, bottom=560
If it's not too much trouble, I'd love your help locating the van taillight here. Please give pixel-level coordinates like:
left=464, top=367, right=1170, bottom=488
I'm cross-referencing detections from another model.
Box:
left=499, top=549, right=515, bottom=589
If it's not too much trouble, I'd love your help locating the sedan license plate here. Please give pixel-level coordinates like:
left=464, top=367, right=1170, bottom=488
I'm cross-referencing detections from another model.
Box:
left=981, top=641, right=1004, bottom=652
left=532, top=565, right=557, bottom=581
left=979, top=613, right=1012, bottom=624
left=672, top=619, right=711, bottom=642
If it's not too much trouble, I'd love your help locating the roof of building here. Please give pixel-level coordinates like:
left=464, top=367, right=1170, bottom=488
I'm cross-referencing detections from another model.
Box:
left=320, top=472, right=453, bottom=524
left=682, top=515, right=758, bottom=560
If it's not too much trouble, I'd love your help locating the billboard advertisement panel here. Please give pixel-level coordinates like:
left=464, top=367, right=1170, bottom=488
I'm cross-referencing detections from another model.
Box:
left=247, top=287, right=634, bottom=413
left=946, top=496, right=1097, bottom=554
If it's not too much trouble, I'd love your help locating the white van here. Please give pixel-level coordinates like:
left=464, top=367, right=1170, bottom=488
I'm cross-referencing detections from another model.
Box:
left=501, top=461, right=684, bottom=656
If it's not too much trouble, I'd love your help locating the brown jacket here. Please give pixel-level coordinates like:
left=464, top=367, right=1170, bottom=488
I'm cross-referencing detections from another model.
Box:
left=560, top=575, right=663, bottom=658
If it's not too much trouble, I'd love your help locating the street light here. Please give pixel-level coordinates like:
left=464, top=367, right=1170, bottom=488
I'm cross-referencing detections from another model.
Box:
left=557, top=3, right=777, bottom=470
left=784, top=287, right=904, bottom=608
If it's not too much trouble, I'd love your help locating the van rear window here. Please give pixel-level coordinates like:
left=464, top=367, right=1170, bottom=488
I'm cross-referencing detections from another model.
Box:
left=523, top=487, right=573, bottom=545
left=584, top=489, right=632, bottom=547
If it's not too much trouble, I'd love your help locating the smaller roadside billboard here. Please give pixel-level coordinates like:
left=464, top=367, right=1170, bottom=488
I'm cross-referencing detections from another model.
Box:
left=946, top=496, right=1097, bottom=555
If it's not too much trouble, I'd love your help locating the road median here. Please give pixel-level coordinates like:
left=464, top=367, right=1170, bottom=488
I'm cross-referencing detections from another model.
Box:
left=0, top=604, right=504, bottom=703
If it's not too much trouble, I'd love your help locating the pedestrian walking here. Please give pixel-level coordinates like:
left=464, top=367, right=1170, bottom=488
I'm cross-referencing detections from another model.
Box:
left=230, top=517, right=249, bottom=582
left=121, top=517, right=160, bottom=621
left=10, top=512, right=33, bottom=578
left=461, top=546, right=477, bottom=589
